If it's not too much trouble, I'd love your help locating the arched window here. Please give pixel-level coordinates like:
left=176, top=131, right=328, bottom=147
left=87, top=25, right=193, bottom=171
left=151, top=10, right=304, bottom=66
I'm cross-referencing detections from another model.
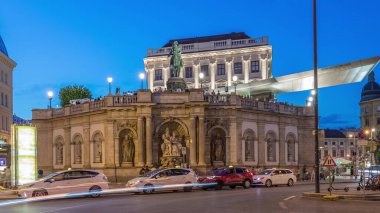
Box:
left=73, top=134, right=83, bottom=164
left=266, top=131, right=276, bottom=162
left=55, top=136, right=64, bottom=165
left=243, top=129, right=255, bottom=162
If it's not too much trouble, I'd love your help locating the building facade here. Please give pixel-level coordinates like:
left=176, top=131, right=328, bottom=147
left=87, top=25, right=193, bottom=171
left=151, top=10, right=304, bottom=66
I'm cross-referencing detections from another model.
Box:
left=0, top=36, right=16, bottom=165
left=32, top=91, right=315, bottom=181
left=144, top=32, right=272, bottom=91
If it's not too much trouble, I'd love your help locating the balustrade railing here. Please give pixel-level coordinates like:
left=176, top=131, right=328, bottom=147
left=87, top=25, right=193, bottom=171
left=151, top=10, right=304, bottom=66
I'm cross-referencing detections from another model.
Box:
left=70, top=104, right=83, bottom=113
left=52, top=108, right=65, bottom=117
left=147, top=36, right=269, bottom=56
left=113, top=95, right=137, bottom=106
left=204, top=94, right=230, bottom=105
left=90, top=100, right=105, bottom=111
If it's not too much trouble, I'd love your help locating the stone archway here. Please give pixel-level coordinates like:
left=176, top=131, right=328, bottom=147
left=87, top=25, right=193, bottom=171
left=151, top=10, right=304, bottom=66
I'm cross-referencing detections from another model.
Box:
left=209, top=127, right=227, bottom=166
left=155, top=120, right=189, bottom=167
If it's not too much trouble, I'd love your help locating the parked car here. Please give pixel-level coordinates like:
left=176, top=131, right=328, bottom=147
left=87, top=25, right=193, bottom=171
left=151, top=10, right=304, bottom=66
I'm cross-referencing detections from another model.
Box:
left=126, top=168, right=198, bottom=194
left=198, top=167, right=254, bottom=190
left=18, top=169, right=109, bottom=198
left=252, top=169, right=296, bottom=187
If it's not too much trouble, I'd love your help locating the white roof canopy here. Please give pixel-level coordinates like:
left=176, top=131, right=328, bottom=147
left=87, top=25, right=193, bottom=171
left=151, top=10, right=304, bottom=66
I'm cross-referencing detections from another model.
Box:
left=218, top=56, right=380, bottom=95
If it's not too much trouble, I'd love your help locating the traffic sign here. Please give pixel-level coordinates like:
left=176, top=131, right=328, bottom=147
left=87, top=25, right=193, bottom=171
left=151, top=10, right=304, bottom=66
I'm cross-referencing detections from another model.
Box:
left=322, top=155, right=337, bottom=167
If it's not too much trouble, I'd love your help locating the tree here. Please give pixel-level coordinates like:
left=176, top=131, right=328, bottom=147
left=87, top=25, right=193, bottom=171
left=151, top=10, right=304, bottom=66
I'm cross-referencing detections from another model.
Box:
left=59, top=85, right=92, bottom=107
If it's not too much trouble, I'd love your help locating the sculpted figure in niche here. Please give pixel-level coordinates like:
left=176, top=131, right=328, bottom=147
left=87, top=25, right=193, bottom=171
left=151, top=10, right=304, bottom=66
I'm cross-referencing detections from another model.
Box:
left=287, top=139, right=295, bottom=162
left=212, top=134, right=224, bottom=162
left=74, top=138, right=82, bottom=164
left=93, top=135, right=102, bottom=163
left=56, top=142, right=63, bottom=165
left=161, top=128, right=172, bottom=156
left=170, top=131, right=182, bottom=156
left=267, top=137, right=274, bottom=162
left=245, top=135, right=254, bottom=161
left=122, top=135, right=135, bottom=163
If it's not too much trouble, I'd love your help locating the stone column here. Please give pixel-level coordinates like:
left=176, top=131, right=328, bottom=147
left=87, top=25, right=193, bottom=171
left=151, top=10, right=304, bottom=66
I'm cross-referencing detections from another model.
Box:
left=137, top=117, right=145, bottom=167
left=279, top=124, right=286, bottom=167
left=229, top=119, right=238, bottom=165
left=163, top=65, right=169, bottom=88
left=194, top=63, right=200, bottom=88
left=226, top=58, right=232, bottom=86
left=83, top=126, right=91, bottom=168
left=149, top=69, right=154, bottom=90
left=105, top=121, right=116, bottom=168
left=210, top=60, right=216, bottom=90
left=257, top=123, right=266, bottom=166
left=145, top=116, right=153, bottom=167
left=198, top=117, right=206, bottom=166
left=243, top=59, right=250, bottom=83
left=190, top=117, right=197, bottom=166
left=179, top=67, right=184, bottom=78
left=260, top=54, right=268, bottom=79
left=64, top=126, right=71, bottom=168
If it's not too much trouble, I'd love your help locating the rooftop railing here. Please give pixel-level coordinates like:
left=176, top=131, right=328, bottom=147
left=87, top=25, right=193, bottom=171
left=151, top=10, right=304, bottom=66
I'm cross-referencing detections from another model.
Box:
left=147, top=36, right=269, bottom=57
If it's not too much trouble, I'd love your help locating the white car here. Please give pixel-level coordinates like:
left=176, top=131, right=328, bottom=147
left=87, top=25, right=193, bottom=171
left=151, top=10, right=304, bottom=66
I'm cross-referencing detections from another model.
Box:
left=252, top=169, right=296, bottom=187
left=126, top=168, right=198, bottom=194
left=18, top=169, right=109, bottom=198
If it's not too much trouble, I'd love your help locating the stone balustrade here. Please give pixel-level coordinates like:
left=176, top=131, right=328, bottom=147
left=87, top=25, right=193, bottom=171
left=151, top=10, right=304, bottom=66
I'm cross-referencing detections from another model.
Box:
left=32, top=89, right=312, bottom=120
left=147, top=36, right=269, bottom=57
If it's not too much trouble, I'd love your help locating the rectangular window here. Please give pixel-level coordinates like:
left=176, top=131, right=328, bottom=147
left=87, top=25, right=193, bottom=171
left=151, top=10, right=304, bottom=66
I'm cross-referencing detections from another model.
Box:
left=340, top=141, right=344, bottom=146
left=332, top=141, right=336, bottom=146
left=324, top=141, right=328, bottom=146
left=155, top=69, right=162, bottom=80
left=185, top=67, right=193, bottom=78
left=377, top=117, right=380, bottom=125
left=5, top=95, right=7, bottom=107
left=0, top=93, right=3, bottom=105
left=251, top=60, right=260, bottom=73
left=170, top=68, right=175, bottom=78
left=365, top=118, right=369, bottom=127
left=4, top=73, right=7, bottom=85
left=233, top=62, right=242, bottom=74
left=201, top=65, right=209, bottom=76
left=0, top=71, right=3, bottom=82
left=217, top=64, right=225, bottom=75
left=332, top=150, right=337, bottom=157
left=340, top=150, right=344, bottom=157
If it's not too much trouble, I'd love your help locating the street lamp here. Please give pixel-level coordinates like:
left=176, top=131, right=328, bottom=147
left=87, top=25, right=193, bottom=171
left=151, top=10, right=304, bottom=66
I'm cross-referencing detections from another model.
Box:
left=232, top=75, right=238, bottom=93
left=107, top=77, right=113, bottom=94
left=349, top=133, right=359, bottom=177
left=47, top=91, right=53, bottom=109
left=139, top=73, right=145, bottom=90
left=199, top=72, right=204, bottom=88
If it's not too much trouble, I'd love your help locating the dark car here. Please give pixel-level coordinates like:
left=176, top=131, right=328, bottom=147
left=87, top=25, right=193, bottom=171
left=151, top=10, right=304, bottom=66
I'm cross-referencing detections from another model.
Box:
left=198, top=167, right=254, bottom=190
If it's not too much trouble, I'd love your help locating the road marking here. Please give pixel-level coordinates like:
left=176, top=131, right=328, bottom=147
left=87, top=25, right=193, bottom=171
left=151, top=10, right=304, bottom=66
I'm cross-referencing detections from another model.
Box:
left=39, top=204, right=90, bottom=213
left=284, top=195, right=296, bottom=201
left=278, top=201, right=288, bottom=209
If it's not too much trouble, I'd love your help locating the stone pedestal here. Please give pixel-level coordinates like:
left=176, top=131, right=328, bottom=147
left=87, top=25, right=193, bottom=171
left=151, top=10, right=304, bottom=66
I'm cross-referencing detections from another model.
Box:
left=160, top=156, right=182, bottom=168
left=212, top=161, right=225, bottom=167
left=121, top=162, right=134, bottom=168
left=166, top=77, right=187, bottom=92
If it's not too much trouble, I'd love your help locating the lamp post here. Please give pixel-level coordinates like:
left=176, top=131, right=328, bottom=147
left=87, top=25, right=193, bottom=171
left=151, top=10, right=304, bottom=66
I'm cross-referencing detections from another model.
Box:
left=199, top=72, right=204, bottom=88
left=139, top=73, right=145, bottom=90
left=107, top=77, right=113, bottom=95
left=47, top=91, right=53, bottom=109
left=232, top=75, right=238, bottom=93
left=349, top=134, right=358, bottom=177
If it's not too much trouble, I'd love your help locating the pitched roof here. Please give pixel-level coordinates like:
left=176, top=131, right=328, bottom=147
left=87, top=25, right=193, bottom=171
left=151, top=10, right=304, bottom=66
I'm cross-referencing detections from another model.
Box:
left=323, top=129, right=346, bottom=138
left=163, top=32, right=250, bottom=47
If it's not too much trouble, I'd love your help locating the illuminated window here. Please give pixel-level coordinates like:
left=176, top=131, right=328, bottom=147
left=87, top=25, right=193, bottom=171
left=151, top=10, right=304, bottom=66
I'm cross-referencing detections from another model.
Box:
left=201, top=65, right=209, bottom=76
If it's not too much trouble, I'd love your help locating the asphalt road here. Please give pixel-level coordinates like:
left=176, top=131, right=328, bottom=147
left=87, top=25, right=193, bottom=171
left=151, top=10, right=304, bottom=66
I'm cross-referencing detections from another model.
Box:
left=1, top=183, right=376, bottom=213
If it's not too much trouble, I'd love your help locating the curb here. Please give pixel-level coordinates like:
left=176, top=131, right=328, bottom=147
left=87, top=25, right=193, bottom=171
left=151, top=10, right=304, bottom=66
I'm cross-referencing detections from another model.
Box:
left=302, top=192, right=380, bottom=201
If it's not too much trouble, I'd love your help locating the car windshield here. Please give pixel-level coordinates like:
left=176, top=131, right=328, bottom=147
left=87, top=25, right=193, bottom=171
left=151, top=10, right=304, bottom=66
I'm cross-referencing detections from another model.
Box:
left=41, top=172, right=62, bottom=180
left=213, top=169, right=227, bottom=175
left=142, top=169, right=163, bottom=178
left=258, top=170, right=273, bottom=175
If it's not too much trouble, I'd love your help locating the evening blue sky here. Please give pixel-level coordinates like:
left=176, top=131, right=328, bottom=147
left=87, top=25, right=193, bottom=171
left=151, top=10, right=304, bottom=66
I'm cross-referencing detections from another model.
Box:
left=1, top=0, right=379, bottom=129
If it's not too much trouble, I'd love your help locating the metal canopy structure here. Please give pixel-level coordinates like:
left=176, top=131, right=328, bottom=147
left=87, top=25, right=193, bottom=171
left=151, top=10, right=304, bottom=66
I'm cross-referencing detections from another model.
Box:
left=218, top=56, right=380, bottom=95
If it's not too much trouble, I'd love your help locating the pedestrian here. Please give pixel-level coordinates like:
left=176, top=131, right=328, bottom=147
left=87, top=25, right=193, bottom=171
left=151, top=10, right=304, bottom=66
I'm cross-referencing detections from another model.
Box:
left=4, top=166, right=11, bottom=189
left=139, top=167, right=146, bottom=176
left=38, top=169, right=44, bottom=178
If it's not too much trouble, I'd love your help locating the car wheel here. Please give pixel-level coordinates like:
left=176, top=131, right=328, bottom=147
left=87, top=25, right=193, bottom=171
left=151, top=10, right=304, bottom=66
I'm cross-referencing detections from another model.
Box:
left=265, top=179, right=272, bottom=188
left=229, top=185, right=236, bottom=189
left=89, top=185, right=102, bottom=198
left=202, top=187, right=209, bottom=191
left=143, top=184, right=154, bottom=194
left=184, top=182, right=192, bottom=192
left=243, top=179, right=251, bottom=189
left=287, top=179, right=294, bottom=187
left=215, top=182, right=223, bottom=190
left=32, top=189, right=48, bottom=197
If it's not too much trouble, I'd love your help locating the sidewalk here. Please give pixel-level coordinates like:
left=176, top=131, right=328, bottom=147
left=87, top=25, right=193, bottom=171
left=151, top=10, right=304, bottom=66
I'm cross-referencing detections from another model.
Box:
left=296, top=176, right=357, bottom=185
left=303, top=190, right=380, bottom=201
left=0, top=190, right=19, bottom=200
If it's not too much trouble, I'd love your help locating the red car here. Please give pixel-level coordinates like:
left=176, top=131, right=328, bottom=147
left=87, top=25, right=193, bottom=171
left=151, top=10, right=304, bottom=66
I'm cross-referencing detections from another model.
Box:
left=198, top=167, right=254, bottom=190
